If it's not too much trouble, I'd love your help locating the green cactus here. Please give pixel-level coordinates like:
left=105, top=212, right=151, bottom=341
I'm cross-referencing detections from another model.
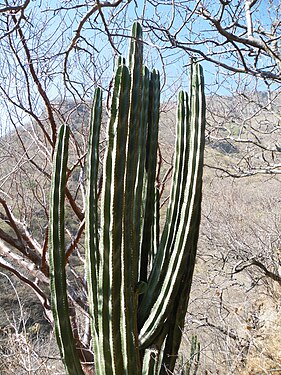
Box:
left=49, top=124, right=84, bottom=374
left=49, top=22, right=205, bottom=375
left=185, top=335, right=201, bottom=375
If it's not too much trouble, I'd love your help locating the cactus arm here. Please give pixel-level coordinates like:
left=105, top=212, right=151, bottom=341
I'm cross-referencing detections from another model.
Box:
left=140, top=69, right=160, bottom=283
left=111, top=22, right=155, bottom=375
left=161, top=245, right=200, bottom=372
left=133, top=65, right=150, bottom=272
left=161, top=66, right=205, bottom=372
left=162, top=133, right=204, bottom=372
left=138, top=89, right=189, bottom=323
left=85, top=88, right=102, bottom=373
left=98, top=64, right=130, bottom=374
left=125, top=21, right=144, bottom=287
left=139, top=63, right=205, bottom=349
left=160, top=91, right=190, bottom=260
left=49, top=124, right=84, bottom=375
left=119, top=21, right=144, bottom=374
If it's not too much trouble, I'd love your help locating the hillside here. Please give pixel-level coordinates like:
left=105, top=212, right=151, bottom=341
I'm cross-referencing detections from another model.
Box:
left=0, top=95, right=280, bottom=374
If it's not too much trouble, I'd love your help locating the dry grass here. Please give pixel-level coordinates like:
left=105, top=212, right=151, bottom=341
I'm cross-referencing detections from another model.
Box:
left=0, top=272, right=64, bottom=374
left=0, top=323, right=64, bottom=375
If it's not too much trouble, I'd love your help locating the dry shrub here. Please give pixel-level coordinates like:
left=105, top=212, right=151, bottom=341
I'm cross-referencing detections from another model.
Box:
left=0, top=317, right=65, bottom=375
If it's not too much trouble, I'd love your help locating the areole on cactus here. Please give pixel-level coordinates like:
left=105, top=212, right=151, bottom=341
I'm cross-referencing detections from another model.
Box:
left=49, top=22, right=205, bottom=375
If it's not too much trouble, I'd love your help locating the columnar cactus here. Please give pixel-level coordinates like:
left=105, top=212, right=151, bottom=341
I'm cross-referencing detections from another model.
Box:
left=49, top=22, right=205, bottom=375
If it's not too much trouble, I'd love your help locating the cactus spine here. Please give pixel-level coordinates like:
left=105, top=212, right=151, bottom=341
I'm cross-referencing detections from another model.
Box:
left=49, top=22, right=205, bottom=375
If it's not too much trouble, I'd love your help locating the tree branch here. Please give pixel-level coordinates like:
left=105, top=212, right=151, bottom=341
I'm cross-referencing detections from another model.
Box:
left=10, top=12, right=58, bottom=147
left=233, top=259, right=281, bottom=287
left=0, top=256, right=52, bottom=323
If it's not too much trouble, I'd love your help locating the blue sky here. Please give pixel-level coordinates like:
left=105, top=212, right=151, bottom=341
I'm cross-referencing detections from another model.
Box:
left=0, top=0, right=280, bottom=134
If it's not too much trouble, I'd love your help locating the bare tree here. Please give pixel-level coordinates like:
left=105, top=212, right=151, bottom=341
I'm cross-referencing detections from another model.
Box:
left=135, top=0, right=281, bottom=176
